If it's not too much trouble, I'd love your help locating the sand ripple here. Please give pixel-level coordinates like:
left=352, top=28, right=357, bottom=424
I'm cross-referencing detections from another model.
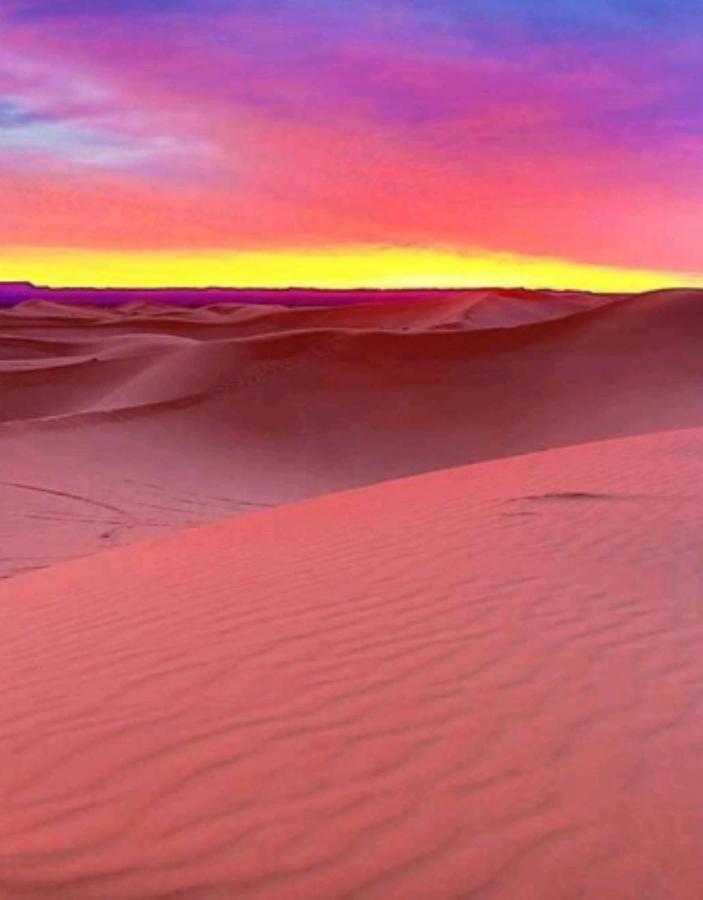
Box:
left=1, top=428, right=703, bottom=897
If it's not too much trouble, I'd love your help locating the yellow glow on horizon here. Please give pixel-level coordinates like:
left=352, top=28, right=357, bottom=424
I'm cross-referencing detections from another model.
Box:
left=0, top=245, right=701, bottom=292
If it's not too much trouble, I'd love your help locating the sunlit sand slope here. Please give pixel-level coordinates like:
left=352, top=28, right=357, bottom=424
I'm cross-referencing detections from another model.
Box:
left=1, top=427, right=703, bottom=897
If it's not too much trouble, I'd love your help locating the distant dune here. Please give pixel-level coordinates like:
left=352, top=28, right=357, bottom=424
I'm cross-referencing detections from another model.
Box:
left=3, top=426, right=703, bottom=897
left=0, top=282, right=623, bottom=308
left=1, top=288, right=702, bottom=578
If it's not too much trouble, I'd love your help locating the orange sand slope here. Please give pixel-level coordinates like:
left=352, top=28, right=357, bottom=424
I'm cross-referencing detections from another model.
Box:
left=2, top=288, right=703, bottom=579
left=3, top=427, right=703, bottom=898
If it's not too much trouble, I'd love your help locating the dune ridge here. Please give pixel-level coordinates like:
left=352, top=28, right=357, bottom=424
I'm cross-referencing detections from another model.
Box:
left=2, top=289, right=703, bottom=578
left=2, top=427, right=703, bottom=897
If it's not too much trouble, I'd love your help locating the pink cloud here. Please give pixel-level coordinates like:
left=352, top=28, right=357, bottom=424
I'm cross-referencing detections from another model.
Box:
left=0, top=4, right=701, bottom=272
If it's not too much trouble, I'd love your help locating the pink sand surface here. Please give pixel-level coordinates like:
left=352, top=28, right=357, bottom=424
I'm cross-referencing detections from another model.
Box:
left=2, top=426, right=703, bottom=897
left=2, top=288, right=703, bottom=897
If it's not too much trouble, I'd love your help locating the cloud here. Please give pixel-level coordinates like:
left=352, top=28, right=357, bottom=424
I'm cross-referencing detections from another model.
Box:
left=0, top=43, right=212, bottom=174
left=0, top=0, right=701, bottom=273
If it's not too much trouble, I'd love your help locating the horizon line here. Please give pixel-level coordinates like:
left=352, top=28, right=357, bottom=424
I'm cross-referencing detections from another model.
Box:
left=1, top=281, right=622, bottom=294
left=1, top=282, right=702, bottom=300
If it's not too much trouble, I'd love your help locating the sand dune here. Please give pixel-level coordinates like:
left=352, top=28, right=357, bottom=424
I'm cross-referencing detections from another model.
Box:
left=2, top=427, right=703, bottom=897
left=2, top=288, right=702, bottom=578
left=0, top=289, right=620, bottom=423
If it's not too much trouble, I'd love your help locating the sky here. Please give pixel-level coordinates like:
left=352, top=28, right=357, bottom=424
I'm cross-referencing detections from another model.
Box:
left=0, top=0, right=702, bottom=289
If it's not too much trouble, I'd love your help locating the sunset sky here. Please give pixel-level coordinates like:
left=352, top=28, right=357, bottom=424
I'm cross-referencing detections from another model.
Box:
left=1, top=0, right=702, bottom=289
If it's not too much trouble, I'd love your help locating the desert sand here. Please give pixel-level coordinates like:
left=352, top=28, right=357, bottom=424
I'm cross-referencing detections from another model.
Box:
left=2, top=287, right=703, bottom=897
left=2, top=288, right=624, bottom=578
left=3, top=288, right=703, bottom=579
left=3, top=426, right=703, bottom=898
